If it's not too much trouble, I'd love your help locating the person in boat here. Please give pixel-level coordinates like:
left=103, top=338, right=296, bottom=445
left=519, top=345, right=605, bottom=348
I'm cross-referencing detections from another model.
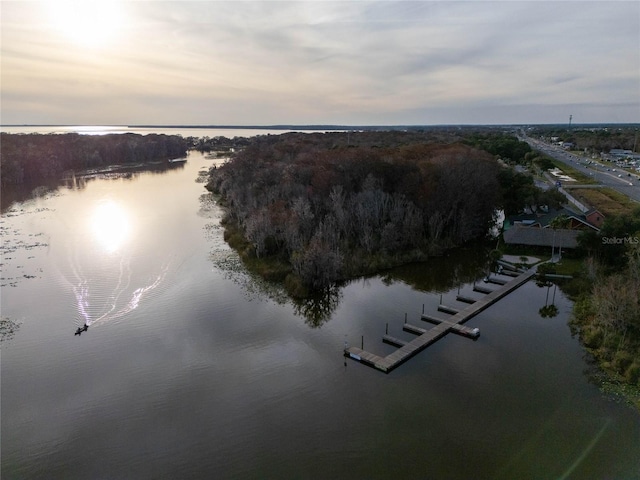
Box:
left=74, top=324, right=89, bottom=335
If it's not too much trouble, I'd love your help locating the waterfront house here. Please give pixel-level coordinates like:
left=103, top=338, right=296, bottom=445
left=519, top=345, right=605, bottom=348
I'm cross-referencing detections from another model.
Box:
left=505, top=207, right=602, bottom=232
left=503, top=207, right=603, bottom=249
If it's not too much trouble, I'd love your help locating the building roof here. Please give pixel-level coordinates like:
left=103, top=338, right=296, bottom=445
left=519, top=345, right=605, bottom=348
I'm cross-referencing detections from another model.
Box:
left=503, top=226, right=580, bottom=248
left=506, top=207, right=600, bottom=231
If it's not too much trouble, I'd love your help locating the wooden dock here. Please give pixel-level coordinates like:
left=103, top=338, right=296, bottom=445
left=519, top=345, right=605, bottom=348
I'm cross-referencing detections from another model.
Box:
left=420, top=315, right=480, bottom=338
left=344, top=268, right=536, bottom=373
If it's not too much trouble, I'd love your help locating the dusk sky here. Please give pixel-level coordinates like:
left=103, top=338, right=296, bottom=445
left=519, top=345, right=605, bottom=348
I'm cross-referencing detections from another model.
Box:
left=2, top=0, right=639, bottom=126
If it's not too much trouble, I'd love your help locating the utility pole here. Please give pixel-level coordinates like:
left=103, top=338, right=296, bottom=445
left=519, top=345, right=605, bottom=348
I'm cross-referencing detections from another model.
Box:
left=569, top=114, right=572, bottom=127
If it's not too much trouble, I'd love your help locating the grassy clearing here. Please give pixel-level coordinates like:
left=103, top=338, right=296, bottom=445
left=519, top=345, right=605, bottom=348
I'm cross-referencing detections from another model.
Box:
left=552, top=257, right=584, bottom=276
left=570, top=188, right=637, bottom=217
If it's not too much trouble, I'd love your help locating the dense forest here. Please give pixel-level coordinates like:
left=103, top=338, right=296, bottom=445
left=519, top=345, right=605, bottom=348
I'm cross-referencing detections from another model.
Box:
left=0, top=133, right=189, bottom=187
left=206, top=132, right=536, bottom=296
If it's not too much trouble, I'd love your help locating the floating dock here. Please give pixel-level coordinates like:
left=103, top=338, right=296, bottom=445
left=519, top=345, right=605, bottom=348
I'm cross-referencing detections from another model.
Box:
left=437, top=304, right=460, bottom=314
left=501, top=270, right=520, bottom=278
left=473, top=284, right=494, bottom=294
left=455, top=295, right=477, bottom=304
left=497, top=260, right=526, bottom=273
left=345, top=268, right=536, bottom=373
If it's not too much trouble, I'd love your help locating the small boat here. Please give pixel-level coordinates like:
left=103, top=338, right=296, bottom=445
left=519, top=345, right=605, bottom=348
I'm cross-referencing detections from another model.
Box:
left=74, top=324, right=89, bottom=336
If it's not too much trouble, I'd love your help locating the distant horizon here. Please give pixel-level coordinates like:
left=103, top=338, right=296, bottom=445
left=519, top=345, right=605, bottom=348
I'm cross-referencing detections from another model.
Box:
left=3, top=122, right=640, bottom=129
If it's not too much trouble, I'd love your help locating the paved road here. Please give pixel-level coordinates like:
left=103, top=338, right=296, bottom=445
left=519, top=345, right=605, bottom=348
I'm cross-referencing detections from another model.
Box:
left=522, top=135, right=640, bottom=204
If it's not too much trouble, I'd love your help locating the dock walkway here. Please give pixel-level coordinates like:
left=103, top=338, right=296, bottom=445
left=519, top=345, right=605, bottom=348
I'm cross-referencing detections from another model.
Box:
left=344, top=268, right=536, bottom=372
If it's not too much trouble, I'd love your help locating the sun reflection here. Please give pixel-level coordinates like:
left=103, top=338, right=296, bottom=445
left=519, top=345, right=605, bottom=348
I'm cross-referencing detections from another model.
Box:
left=90, top=200, right=131, bottom=252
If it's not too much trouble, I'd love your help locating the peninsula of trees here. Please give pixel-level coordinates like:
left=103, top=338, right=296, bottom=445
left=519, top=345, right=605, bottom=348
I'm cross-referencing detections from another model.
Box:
left=0, top=132, right=189, bottom=187
left=206, top=131, right=553, bottom=296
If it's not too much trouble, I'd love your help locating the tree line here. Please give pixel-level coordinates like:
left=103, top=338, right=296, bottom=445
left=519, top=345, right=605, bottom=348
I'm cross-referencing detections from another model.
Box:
left=1, top=133, right=189, bottom=186
left=529, top=125, right=639, bottom=153
left=464, top=132, right=533, bottom=163
left=206, top=132, right=538, bottom=295
left=570, top=207, right=640, bottom=389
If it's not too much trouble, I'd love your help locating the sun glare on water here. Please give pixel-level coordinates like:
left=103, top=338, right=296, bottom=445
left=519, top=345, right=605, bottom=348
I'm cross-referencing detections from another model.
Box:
left=48, top=0, right=126, bottom=48
left=91, top=200, right=131, bottom=253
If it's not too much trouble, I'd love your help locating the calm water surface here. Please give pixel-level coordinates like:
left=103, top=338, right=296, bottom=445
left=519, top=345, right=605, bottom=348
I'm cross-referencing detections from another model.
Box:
left=0, top=125, right=333, bottom=137
left=2, top=146, right=639, bottom=479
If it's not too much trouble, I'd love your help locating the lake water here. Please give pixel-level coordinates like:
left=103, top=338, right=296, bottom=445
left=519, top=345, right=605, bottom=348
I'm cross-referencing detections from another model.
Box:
left=0, top=125, right=334, bottom=137
left=1, top=130, right=639, bottom=479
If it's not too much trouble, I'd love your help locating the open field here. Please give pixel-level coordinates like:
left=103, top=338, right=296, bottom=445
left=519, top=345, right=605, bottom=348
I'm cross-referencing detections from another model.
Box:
left=571, top=187, right=638, bottom=217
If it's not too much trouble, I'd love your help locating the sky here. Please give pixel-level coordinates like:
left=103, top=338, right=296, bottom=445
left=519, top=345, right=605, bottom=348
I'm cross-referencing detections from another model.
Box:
left=1, top=0, right=639, bottom=126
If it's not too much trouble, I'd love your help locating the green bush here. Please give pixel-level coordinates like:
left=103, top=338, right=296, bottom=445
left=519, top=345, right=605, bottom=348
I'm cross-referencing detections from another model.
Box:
left=613, top=350, right=634, bottom=374
left=625, top=363, right=640, bottom=385
left=537, top=263, right=556, bottom=275
left=560, top=277, right=593, bottom=300
left=582, top=326, right=603, bottom=348
left=603, top=332, right=622, bottom=350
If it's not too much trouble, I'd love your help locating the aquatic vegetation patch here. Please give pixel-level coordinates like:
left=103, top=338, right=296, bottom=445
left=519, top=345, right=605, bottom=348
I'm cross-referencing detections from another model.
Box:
left=196, top=169, right=210, bottom=183
left=208, top=248, right=289, bottom=305
left=588, top=367, right=640, bottom=412
left=0, top=316, right=22, bottom=343
left=0, top=215, right=48, bottom=287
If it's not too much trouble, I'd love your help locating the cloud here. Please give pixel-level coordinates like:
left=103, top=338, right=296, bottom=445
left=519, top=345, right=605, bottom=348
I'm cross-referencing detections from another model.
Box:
left=1, top=1, right=638, bottom=125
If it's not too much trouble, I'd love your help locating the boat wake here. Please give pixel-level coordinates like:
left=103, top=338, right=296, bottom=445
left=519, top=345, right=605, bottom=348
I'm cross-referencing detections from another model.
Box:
left=60, top=249, right=170, bottom=329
